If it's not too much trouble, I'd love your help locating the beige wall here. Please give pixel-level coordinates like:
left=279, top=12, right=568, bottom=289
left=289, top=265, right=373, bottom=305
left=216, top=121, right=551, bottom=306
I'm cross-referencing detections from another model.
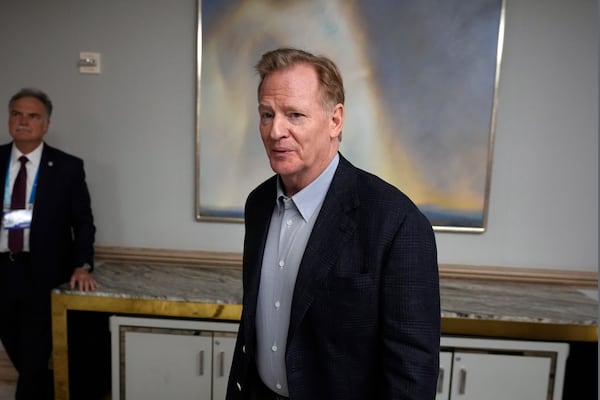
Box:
left=0, top=0, right=597, bottom=272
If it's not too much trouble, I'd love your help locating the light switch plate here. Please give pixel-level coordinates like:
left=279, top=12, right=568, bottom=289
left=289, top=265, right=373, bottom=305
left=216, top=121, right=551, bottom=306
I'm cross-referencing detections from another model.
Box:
left=79, top=52, right=101, bottom=74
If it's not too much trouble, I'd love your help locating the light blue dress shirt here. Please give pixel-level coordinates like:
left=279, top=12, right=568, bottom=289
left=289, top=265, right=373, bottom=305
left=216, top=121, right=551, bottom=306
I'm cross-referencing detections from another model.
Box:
left=256, top=154, right=339, bottom=396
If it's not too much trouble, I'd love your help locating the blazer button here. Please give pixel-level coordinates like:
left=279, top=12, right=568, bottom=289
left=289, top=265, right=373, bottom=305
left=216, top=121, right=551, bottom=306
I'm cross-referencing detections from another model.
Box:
left=236, top=382, right=242, bottom=391
left=242, top=345, right=246, bottom=354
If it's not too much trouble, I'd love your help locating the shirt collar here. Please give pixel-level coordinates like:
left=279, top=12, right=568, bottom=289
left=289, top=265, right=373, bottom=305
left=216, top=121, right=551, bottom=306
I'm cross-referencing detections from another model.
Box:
left=276, top=153, right=340, bottom=222
left=11, top=142, right=44, bottom=166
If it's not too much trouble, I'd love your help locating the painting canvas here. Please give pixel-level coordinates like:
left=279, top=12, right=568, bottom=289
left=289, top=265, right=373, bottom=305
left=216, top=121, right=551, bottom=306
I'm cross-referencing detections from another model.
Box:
left=196, top=0, right=504, bottom=232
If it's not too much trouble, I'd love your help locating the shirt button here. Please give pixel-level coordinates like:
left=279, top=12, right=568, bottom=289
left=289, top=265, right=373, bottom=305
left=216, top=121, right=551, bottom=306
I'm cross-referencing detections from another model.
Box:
left=275, top=301, right=280, bottom=309
left=278, top=260, right=285, bottom=268
left=272, top=345, right=278, bottom=352
left=286, top=219, right=292, bottom=226
left=276, top=383, right=282, bottom=390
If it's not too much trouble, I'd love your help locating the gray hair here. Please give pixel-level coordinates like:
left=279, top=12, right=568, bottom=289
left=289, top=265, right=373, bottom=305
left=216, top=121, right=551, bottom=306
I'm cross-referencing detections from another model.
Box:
left=9, top=88, right=53, bottom=120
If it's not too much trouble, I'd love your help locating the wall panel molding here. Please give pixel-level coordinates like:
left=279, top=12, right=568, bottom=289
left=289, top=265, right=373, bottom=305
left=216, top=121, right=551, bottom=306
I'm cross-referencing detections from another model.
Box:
left=95, top=246, right=598, bottom=287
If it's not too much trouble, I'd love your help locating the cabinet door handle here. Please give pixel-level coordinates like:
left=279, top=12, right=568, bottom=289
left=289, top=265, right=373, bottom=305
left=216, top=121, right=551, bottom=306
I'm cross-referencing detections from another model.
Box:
left=458, top=367, right=467, bottom=395
left=437, top=367, right=444, bottom=393
left=198, top=350, right=205, bottom=376
left=218, top=351, right=225, bottom=377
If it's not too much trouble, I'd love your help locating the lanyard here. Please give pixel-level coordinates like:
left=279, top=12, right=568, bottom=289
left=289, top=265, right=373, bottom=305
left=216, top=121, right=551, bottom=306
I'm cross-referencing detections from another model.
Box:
left=3, top=152, right=39, bottom=208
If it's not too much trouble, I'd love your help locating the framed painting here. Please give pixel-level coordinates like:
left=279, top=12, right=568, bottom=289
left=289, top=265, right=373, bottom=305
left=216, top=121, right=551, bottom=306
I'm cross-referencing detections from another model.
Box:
left=195, top=0, right=505, bottom=232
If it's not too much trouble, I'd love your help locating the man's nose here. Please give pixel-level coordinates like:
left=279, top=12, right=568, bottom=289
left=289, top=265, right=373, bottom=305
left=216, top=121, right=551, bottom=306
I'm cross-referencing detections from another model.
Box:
left=18, top=115, right=31, bottom=125
left=269, top=115, right=287, bottom=139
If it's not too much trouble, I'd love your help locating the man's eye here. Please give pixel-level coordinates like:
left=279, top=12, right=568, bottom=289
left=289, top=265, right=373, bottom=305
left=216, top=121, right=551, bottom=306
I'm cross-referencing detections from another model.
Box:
left=289, top=113, right=303, bottom=119
left=260, top=112, right=273, bottom=119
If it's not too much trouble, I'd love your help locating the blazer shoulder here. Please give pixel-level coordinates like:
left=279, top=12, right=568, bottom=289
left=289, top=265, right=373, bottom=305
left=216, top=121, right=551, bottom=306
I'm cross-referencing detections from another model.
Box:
left=337, top=155, right=415, bottom=205
left=42, top=144, right=84, bottom=166
left=244, top=175, right=277, bottom=225
left=336, top=154, right=429, bottom=224
left=0, top=143, right=12, bottom=158
left=0, top=144, right=11, bottom=173
left=246, top=175, right=277, bottom=204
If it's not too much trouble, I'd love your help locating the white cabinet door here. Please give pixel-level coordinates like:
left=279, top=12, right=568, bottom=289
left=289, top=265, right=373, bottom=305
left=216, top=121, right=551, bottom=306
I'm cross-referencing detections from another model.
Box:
left=111, top=317, right=240, bottom=400
left=450, top=352, right=552, bottom=400
left=124, top=331, right=213, bottom=400
left=211, top=333, right=237, bottom=400
left=436, top=351, right=453, bottom=400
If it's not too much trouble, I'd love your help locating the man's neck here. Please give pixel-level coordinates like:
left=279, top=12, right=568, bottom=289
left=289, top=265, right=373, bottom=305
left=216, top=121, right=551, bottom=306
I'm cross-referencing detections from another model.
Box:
left=14, top=141, right=42, bottom=155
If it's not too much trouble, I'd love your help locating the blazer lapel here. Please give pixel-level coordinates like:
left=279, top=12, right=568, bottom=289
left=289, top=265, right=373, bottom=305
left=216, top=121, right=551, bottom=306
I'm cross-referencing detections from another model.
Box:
left=243, top=178, right=278, bottom=346
left=287, top=156, right=359, bottom=342
left=31, top=145, right=55, bottom=220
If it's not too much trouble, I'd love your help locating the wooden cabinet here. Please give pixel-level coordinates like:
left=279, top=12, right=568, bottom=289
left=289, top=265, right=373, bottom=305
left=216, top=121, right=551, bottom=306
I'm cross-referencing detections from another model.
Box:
left=436, top=337, right=569, bottom=400
left=110, top=316, right=238, bottom=400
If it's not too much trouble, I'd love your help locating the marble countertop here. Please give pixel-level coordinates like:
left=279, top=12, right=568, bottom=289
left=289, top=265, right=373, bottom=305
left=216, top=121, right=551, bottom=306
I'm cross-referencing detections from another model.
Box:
left=440, top=279, right=597, bottom=325
left=57, top=262, right=244, bottom=305
left=53, top=262, right=597, bottom=328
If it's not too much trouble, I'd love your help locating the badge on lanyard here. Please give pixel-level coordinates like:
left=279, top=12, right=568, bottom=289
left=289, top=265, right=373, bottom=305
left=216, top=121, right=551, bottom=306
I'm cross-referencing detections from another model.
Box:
left=3, top=152, right=37, bottom=230
left=3, top=209, right=32, bottom=230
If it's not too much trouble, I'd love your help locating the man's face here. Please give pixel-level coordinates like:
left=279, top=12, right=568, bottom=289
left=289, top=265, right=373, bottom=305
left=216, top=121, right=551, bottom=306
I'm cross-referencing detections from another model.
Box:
left=9, top=96, right=49, bottom=151
left=258, top=63, right=343, bottom=196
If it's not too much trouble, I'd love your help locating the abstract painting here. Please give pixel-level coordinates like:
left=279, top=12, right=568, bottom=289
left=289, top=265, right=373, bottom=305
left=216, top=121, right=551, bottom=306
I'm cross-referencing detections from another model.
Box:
left=196, top=0, right=505, bottom=232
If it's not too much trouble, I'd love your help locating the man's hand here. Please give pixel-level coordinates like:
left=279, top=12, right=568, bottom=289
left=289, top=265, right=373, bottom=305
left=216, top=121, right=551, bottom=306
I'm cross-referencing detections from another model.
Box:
left=69, top=266, right=98, bottom=291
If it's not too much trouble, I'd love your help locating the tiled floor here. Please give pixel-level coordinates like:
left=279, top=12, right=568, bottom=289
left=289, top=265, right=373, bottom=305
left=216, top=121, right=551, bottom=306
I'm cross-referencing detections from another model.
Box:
left=0, top=386, right=15, bottom=400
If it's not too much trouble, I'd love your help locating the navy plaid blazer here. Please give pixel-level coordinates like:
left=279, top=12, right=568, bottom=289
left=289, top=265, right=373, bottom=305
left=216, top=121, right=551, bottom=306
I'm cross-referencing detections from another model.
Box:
left=227, top=154, right=440, bottom=400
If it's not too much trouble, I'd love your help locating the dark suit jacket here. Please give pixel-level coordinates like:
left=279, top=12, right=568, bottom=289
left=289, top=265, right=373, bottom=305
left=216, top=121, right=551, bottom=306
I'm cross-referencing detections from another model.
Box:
left=227, top=154, right=440, bottom=400
left=0, top=142, right=95, bottom=291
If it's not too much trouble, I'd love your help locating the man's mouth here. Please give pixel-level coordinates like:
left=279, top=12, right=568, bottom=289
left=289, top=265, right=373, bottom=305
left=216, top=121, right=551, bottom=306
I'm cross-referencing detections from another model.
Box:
left=272, top=146, right=291, bottom=154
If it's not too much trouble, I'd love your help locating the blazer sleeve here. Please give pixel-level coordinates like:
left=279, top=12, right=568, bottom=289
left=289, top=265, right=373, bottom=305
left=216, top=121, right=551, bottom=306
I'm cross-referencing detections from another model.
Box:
left=380, top=208, right=440, bottom=399
left=68, top=158, right=96, bottom=269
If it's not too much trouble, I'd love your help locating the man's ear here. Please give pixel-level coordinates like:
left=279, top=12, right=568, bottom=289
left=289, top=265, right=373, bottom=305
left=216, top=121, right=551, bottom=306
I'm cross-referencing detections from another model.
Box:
left=330, top=103, right=344, bottom=139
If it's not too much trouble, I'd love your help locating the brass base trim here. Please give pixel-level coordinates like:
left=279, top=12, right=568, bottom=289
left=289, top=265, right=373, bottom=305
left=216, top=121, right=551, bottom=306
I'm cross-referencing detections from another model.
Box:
left=442, top=317, right=598, bottom=342
left=51, top=292, right=242, bottom=400
left=95, top=246, right=598, bottom=287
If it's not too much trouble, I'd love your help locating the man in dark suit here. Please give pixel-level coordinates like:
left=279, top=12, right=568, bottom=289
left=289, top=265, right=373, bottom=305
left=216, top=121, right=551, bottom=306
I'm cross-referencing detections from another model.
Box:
left=0, top=88, right=96, bottom=399
left=227, top=48, right=440, bottom=400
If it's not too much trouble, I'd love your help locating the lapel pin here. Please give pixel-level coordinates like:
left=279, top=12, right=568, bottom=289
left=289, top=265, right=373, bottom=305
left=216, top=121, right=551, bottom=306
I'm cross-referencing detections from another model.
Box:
left=48, top=161, right=53, bottom=167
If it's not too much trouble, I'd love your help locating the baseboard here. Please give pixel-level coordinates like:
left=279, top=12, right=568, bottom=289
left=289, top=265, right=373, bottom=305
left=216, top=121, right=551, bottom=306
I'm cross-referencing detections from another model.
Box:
left=439, top=264, right=597, bottom=287
left=94, top=246, right=598, bottom=287
left=95, top=246, right=242, bottom=268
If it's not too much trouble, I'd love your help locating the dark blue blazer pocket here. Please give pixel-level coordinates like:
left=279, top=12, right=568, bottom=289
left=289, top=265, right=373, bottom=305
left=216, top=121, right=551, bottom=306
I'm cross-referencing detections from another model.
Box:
left=317, top=273, right=380, bottom=329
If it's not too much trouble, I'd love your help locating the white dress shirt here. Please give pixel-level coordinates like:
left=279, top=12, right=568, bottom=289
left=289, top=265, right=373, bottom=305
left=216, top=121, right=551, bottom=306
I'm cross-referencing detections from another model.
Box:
left=0, top=142, right=44, bottom=252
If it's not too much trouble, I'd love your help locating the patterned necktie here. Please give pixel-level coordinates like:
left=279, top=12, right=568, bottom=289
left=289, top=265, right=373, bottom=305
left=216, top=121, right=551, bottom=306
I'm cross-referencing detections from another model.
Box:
left=8, top=155, right=28, bottom=253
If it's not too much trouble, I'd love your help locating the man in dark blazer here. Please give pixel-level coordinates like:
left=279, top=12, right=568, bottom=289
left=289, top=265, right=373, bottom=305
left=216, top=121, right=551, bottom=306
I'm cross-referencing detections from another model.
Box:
left=227, top=48, right=440, bottom=400
left=0, top=88, right=96, bottom=399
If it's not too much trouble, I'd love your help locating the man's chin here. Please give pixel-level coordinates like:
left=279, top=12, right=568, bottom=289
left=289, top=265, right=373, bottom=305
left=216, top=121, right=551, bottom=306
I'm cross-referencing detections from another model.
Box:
left=269, top=161, right=296, bottom=176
